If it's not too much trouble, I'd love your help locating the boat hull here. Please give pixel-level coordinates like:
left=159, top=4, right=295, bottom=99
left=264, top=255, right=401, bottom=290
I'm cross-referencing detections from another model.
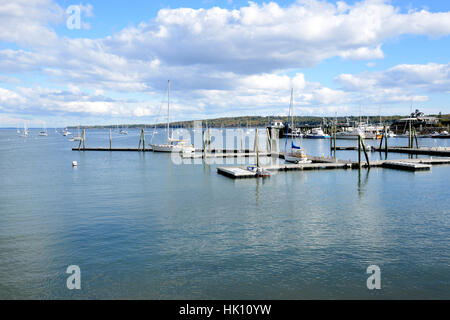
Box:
left=150, top=144, right=195, bottom=153
left=305, top=135, right=331, bottom=139
left=284, top=155, right=312, bottom=164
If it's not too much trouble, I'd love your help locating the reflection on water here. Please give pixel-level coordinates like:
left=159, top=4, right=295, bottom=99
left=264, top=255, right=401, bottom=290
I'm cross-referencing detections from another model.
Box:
left=357, top=168, right=370, bottom=197
left=0, top=129, right=449, bottom=299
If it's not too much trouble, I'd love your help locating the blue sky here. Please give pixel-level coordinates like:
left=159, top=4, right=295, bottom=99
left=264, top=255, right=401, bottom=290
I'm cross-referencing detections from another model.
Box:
left=0, top=0, right=449, bottom=126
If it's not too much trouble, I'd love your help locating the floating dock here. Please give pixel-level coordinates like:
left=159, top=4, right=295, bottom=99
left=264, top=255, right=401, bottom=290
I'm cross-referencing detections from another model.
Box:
left=72, top=147, right=257, bottom=153
left=72, top=147, right=152, bottom=152
left=181, top=152, right=271, bottom=159
left=381, top=161, right=431, bottom=171
left=217, top=157, right=450, bottom=179
left=371, top=146, right=450, bottom=156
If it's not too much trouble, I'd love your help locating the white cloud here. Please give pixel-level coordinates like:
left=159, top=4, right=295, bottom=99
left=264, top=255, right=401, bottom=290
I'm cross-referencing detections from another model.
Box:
left=1, top=0, right=450, bottom=121
left=336, top=63, right=450, bottom=92
left=0, top=0, right=62, bottom=46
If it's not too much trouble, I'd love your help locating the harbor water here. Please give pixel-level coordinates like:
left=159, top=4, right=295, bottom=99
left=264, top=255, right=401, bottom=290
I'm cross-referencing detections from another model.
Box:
left=0, top=128, right=449, bottom=299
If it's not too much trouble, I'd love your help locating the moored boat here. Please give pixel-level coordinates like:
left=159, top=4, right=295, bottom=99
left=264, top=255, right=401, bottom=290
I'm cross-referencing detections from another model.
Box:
left=284, top=142, right=312, bottom=164
left=305, top=127, right=330, bottom=139
left=149, top=80, right=195, bottom=153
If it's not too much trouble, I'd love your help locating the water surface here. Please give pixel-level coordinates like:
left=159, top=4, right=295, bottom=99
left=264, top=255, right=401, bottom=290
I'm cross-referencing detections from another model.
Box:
left=0, top=129, right=448, bottom=299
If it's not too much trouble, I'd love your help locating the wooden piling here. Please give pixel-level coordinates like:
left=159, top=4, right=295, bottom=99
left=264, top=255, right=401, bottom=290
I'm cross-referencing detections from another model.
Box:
left=384, top=126, right=388, bottom=154
left=360, top=136, right=370, bottom=167
left=109, top=128, right=112, bottom=150
left=413, top=128, right=419, bottom=149
left=143, top=128, right=145, bottom=152
left=333, top=125, right=337, bottom=152
left=408, top=121, right=412, bottom=148
left=358, top=135, right=361, bottom=168
left=379, top=126, right=385, bottom=149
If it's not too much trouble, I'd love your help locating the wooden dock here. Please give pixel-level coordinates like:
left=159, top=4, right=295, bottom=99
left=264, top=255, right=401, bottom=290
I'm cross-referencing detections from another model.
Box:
left=217, top=157, right=450, bottom=179
left=371, top=146, right=450, bottom=156
left=72, top=147, right=152, bottom=152
left=181, top=151, right=271, bottom=159
left=72, top=147, right=256, bottom=153
left=218, top=162, right=353, bottom=179
left=382, top=161, right=431, bottom=171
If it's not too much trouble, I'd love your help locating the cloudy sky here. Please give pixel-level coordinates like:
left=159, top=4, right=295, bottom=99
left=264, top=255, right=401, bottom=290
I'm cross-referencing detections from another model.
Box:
left=0, top=0, right=449, bottom=127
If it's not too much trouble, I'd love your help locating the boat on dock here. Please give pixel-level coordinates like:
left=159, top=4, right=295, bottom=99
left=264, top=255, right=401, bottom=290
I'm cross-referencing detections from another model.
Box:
left=246, top=166, right=271, bottom=177
left=149, top=80, right=195, bottom=153
left=285, top=142, right=311, bottom=164
left=283, top=92, right=311, bottom=164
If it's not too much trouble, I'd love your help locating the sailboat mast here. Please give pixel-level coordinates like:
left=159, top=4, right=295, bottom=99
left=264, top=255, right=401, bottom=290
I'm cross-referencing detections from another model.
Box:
left=256, top=128, right=260, bottom=168
left=167, top=80, right=170, bottom=144
left=290, top=88, right=294, bottom=132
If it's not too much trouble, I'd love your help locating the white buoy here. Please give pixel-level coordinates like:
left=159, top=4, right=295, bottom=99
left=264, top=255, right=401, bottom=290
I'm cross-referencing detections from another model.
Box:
left=72, top=161, right=77, bottom=167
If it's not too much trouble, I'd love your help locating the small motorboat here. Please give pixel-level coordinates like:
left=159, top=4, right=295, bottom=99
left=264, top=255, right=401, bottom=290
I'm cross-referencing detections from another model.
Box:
left=305, top=127, right=331, bottom=139
left=247, top=166, right=271, bottom=178
left=432, top=131, right=450, bottom=138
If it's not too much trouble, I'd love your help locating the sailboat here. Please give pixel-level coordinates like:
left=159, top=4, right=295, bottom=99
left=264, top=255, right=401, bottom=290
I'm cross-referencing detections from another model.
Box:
left=62, top=128, right=71, bottom=136
left=69, top=126, right=82, bottom=141
left=19, top=123, right=29, bottom=137
left=284, top=89, right=311, bottom=164
left=285, top=88, right=303, bottom=138
left=120, top=125, right=128, bottom=135
left=149, top=80, right=195, bottom=153
left=246, top=121, right=251, bottom=135
left=39, top=122, right=48, bottom=136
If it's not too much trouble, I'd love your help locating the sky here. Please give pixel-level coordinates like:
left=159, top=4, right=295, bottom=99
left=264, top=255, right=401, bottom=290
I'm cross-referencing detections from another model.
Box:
left=0, top=0, right=449, bottom=127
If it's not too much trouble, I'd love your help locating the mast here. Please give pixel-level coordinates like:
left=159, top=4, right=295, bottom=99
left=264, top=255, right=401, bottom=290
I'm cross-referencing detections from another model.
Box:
left=290, top=88, right=294, bottom=134
left=256, top=128, right=260, bottom=168
left=359, top=105, right=362, bottom=125
left=167, top=80, right=170, bottom=144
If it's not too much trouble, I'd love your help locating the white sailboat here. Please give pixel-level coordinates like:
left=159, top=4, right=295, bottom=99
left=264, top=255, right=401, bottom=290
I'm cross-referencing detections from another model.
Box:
left=39, top=122, right=48, bottom=136
left=19, top=122, right=29, bottom=137
left=70, top=126, right=82, bottom=141
left=285, top=89, right=303, bottom=138
left=119, top=125, right=128, bottom=135
left=62, top=128, right=71, bottom=136
left=150, top=80, right=195, bottom=153
left=284, top=89, right=311, bottom=164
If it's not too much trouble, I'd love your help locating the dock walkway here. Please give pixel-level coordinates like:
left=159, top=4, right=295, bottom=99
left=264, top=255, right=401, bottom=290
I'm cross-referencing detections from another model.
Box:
left=372, top=146, right=450, bottom=156
left=217, top=157, right=450, bottom=178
